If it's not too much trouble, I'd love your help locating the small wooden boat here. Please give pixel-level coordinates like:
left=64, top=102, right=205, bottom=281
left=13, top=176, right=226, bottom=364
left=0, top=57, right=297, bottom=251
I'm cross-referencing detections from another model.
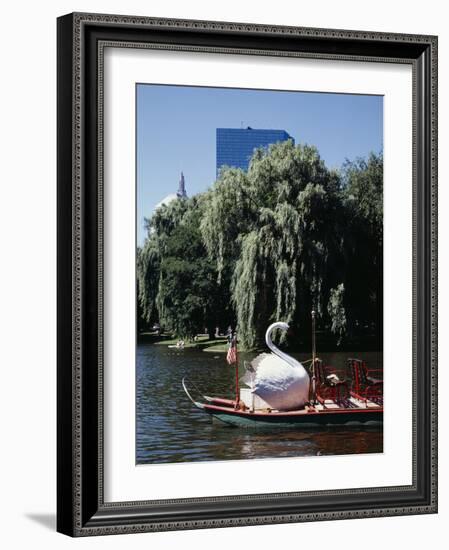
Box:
left=182, top=379, right=383, bottom=429
left=182, top=313, right=383, bottom=429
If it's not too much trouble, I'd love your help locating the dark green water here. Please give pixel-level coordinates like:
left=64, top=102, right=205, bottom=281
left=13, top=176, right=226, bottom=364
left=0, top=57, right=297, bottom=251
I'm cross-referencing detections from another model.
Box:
left=136, top=342, right=383, bottom=464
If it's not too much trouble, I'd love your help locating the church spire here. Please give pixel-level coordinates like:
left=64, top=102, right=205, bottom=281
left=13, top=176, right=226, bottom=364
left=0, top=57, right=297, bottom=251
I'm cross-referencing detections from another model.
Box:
left=177, top=172, right=187, bottom=199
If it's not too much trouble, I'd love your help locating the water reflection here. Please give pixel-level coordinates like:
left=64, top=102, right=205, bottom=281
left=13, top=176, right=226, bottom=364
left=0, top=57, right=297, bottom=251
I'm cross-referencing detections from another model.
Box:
left=136, top=341, right=383, bottom=464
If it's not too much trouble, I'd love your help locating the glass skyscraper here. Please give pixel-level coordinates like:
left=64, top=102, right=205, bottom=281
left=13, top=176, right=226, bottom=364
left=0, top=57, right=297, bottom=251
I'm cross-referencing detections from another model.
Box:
left=216, top=127, right=294, bottom=176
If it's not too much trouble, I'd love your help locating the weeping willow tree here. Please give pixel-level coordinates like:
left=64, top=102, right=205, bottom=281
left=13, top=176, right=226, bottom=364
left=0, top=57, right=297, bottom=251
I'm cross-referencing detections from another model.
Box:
left=137, top=239, right=160, bottom=326
left=138, top=195, right=233, bottom=339
left=340, top=153, right=383, bottom=347
left=201, top=140, right=345, bottom=349
left=136, top=198, right=189, bottom=328
left=138, top=141, right=383, bottom=350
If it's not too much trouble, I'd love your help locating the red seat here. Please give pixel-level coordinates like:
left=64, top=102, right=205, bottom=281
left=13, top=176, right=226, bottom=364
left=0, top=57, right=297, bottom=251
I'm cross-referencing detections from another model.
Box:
left=312, top=358, right=348, bottom=403
left=347, top=358, right=383, bottom=401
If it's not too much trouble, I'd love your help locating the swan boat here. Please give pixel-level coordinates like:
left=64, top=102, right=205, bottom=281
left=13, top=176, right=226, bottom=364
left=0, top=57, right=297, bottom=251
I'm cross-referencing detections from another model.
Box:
left=182, top=320, right=383, bottom=429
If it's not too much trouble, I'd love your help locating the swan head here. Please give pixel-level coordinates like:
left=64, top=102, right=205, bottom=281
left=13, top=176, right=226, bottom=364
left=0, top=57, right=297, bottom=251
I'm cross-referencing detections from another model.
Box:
left=265, top=322, right=289, bottom=345
left=264, top=321, right=304, bottom=370
left=272, top=321, right=289, bottom=332
left=268, top=321, right=289, bottom=332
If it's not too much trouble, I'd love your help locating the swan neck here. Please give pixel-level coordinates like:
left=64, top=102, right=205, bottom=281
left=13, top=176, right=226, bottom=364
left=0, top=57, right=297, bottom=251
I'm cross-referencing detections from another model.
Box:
left=266, top=323, right=297, bottom=367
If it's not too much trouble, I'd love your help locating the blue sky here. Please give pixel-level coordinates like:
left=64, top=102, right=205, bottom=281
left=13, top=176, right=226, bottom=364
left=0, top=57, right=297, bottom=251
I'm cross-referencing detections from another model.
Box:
left=137, top=84, right=383, bottom=245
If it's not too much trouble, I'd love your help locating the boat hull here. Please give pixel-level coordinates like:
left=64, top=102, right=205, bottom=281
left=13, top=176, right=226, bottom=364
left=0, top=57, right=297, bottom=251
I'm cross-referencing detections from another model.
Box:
left=203, top=403, right=383, bottom=429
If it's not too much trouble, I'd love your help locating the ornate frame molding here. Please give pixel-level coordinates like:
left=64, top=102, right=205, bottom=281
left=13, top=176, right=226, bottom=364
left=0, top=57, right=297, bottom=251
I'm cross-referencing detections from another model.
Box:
left=57, top=12, right=437, bottom=536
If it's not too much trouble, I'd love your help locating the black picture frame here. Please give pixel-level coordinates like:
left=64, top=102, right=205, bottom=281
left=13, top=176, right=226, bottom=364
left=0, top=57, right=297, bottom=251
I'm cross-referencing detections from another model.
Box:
left=57, top=12, right=438, bottom=536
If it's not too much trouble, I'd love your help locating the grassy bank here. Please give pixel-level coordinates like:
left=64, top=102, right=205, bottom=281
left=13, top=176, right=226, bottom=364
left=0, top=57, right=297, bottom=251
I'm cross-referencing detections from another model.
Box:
left=138, top=331, right=380, bottom=356
left=138, top=332, right=229, bottom=352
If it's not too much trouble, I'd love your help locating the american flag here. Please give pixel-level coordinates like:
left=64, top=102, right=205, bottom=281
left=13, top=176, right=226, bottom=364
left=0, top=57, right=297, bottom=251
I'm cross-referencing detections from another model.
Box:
left=226, top=342, right=237, bottom=365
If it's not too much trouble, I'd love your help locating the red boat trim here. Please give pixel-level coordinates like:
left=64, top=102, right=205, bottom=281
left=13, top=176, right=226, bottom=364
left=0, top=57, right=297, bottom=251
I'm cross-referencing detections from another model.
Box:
left=202, top=403, right=383, bottom=417
left=208, top=397, right=236, bottom=407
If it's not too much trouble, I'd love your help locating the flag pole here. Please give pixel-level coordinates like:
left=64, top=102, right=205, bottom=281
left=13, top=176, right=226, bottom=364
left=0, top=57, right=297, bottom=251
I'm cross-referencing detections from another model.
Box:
left=233, top=333, right=239, bottom=409
left=311, top=310, right=317, bottom=404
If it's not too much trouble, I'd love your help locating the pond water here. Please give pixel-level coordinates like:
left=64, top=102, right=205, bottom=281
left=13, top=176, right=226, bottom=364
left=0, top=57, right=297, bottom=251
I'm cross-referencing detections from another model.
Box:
left=136, top=341, right=383, bottom=464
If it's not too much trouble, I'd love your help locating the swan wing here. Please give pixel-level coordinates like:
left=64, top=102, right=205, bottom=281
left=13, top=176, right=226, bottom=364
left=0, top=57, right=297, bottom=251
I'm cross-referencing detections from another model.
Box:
left=241, top=353, right=284, bottom=388
left=249, top=352, right=310, bottom=410
left=241, top=353, right=269, bottom=388
left=252, top=353, right=290, bottom=378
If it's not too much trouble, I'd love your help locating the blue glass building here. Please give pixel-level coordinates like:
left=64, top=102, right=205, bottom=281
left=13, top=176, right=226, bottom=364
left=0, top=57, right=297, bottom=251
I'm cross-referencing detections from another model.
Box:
left=216, top=127, right=294, bottom=176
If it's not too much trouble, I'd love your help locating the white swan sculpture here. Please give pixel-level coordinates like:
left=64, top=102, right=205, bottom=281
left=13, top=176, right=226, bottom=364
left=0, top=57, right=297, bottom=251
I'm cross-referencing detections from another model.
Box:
left=243, top=322, right=310, bottom=411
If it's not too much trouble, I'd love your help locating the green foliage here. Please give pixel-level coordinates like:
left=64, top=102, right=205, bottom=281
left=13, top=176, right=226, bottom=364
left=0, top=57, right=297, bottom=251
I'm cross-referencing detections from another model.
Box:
left=327, top=284, right=347, bottom=344
left=340, top=153, right=383, bottom=343
left=137, top=141, right=383, bottom=350
left=137, top=239, right=160, bottom=325
left=138, top=196, right=232, bottom=339
left=201, top=140, right=346, bottom=348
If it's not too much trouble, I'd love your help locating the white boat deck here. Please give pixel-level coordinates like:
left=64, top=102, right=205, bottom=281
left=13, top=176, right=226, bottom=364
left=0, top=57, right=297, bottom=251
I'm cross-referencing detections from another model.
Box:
left=313, top=397, right=382, bottom=410
left=238, top=387, right=382, bottom=413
